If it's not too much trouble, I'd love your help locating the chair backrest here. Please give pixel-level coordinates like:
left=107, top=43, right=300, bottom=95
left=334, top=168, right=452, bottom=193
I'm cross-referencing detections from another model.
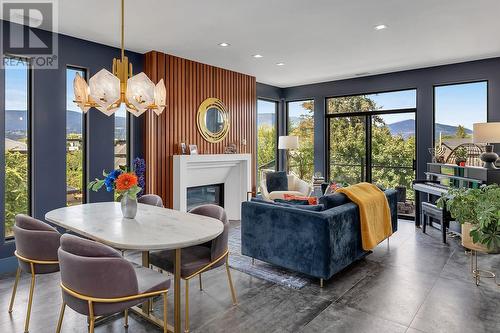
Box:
left=58, top=234, right=139, bottom=299
left=14, top=214, right=60, bottom=262
left=138, top=194, right=164, bottom=207
left=189, top=204, right=229, bottom=261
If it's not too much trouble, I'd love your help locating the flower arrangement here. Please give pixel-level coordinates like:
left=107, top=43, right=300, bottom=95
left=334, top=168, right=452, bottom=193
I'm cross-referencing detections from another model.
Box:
left=89, top=167, right=142, bottom=199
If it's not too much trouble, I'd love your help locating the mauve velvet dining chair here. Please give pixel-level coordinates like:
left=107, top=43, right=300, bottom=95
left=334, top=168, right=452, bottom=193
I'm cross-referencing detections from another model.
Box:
left=138, top=194, right=164, bottom=207
left=9, top=214, right=61, bottom=333
left=149, top=204, right=237, bottom=333
left=56, top=234, right=170, bottom=333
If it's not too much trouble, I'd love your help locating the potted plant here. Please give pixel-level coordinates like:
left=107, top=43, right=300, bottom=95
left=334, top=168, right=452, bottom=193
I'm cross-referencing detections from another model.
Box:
left=89, top=167, right=142, bottom=219
left=437, top=184, right=500, bottom=253
left=454, top=146, right=468, bottom=166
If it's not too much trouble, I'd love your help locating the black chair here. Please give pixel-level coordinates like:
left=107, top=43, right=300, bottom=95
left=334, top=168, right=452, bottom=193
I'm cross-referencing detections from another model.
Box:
left=421, top=201, right=450, bottom=243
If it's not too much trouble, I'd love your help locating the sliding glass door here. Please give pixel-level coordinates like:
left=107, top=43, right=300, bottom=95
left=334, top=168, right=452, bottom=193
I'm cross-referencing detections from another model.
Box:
left=327, top=90, right=416, bottom=206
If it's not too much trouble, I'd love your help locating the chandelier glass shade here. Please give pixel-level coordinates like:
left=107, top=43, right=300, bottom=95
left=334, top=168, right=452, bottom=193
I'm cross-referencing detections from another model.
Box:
left=73, top=0, right=166, bottom=117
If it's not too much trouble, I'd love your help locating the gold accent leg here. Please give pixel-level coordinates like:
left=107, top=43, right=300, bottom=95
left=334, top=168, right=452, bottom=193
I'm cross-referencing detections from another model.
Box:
left=8, top=266, right=21, bottom=313
left=24, top=265, right=36, bottom=333
left=124, top=309, right=129, bottom=328
left=163, top=292, right=168, bottom=333
left=225, top=256, right=237, bottom=305
left=141, top=251, right=152, bottom=315
left=184, top=279, right=189, bottom=333
left=198, top=274, right=203, bottom=291
left=56, top=302, right=66, bottom=333
left=88, top=301, right=95, bottom=333
left=320, top=279, right=324, bottom=288
left=174, top=249, right=181, bottom=333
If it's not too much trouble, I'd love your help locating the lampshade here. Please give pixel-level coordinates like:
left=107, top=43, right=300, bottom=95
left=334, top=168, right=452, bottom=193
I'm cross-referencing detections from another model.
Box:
left=473, top=122, right=500, bottom=144
left=278, top=136, right=299, bottom=150
left=153, top=79, right=167, bottom=116
left=73, top=72, right=91, bottom=113
left=89, top=69, right=121, bottom=116
left=125, top=72, right=156, bottom=117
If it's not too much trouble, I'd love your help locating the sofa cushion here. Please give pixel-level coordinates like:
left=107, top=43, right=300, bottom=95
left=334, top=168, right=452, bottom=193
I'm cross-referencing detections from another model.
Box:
left=319, top=192, right=350, bottom=210
left=272, top=199, right=324, bottom=211
left=266, top=171, right=288, bottom=192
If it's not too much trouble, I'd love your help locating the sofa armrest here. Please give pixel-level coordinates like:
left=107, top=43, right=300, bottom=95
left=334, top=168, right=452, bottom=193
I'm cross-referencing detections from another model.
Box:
left=241, top=201, right=331, bottom=278
left=294, top=177, right=313, bottom=196
left=259, top=178, right=272, bottom=201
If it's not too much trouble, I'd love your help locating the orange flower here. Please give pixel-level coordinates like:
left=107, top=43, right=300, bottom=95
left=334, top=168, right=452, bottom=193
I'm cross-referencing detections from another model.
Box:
left=115, top=173, right=138, bottom=191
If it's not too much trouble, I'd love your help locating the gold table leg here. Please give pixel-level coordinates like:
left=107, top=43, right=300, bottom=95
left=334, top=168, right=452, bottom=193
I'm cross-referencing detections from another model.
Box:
left=174, top=249, right=181, bottom=333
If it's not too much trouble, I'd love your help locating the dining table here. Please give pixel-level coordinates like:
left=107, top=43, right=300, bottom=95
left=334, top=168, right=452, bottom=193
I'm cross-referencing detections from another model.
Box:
left=45, top=201, right=224, bottom=333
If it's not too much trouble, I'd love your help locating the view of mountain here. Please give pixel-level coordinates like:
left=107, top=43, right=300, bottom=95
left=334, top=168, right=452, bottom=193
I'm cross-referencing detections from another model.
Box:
left=5, top=110, right=127, bottom=139
left=387, top=119, right=472, bottom=138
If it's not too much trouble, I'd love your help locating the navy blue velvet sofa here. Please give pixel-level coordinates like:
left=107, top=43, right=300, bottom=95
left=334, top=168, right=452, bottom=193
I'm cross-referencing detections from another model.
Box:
left=241, top=190, right=398, bottom=281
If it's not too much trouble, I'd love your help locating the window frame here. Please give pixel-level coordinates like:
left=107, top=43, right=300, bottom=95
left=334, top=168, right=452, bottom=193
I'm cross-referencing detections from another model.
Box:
left=3, top=55, right=33, bottom=240
left=432, top=80, right=489, bottom=147
left=66, top=65, right=88, bottom=205
left=325, top=89, right=417, bottom=183
left=257, top=98, right=279, bottom=174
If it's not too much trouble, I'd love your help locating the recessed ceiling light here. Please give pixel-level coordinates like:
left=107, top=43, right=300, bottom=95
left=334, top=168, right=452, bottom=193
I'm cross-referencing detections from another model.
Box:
left=252, top=54, right=263, bottom=58
left=374, top=24, right=387, bottom=31
left=218, top=42, right=230, bottom=47
left=276, top=62, right=285, bottom=66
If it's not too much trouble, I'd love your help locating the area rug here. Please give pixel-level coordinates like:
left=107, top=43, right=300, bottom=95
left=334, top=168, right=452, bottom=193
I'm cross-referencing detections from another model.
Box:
left=228, top=225, right=310, bottom=289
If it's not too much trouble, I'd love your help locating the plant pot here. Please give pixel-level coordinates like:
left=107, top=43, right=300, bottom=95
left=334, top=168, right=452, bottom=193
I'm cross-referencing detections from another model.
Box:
left=455, top=158, right=466, bottom=166
left=121, top=195, right=137, bottom=219
left=461, top=222, right=499, bottom=254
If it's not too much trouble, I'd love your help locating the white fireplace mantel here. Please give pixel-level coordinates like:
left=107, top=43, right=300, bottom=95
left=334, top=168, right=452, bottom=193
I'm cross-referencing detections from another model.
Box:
left=173, top=154, right=252, bottom=220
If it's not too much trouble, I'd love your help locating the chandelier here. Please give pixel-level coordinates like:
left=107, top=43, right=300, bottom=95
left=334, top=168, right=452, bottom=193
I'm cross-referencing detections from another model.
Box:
left=73, top=0, right=166, bottom=117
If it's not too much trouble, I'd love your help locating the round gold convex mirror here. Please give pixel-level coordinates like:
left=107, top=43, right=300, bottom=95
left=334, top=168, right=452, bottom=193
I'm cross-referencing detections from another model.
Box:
left=197, top=98, right=229, bottom=143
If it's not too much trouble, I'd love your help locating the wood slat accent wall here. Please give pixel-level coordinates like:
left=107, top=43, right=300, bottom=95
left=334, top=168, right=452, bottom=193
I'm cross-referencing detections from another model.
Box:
left=144, top=51, right=257, bottom=208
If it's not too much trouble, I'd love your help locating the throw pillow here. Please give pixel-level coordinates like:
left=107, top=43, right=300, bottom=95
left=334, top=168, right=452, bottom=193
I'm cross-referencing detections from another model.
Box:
left=283, top=194, right=318, bottom=205
left=319, top=193, right=350, bottom=209
left=266, top=171, right=288, bottom=192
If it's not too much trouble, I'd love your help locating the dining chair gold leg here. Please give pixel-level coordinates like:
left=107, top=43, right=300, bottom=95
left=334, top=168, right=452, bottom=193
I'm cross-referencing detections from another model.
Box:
left=124, top=309, right=129, bottom=328
left=198, top=273, right=203, bottom=291
left=225, top=256, right=237, bottom=305
left=24, top=266, right=36, bottom=333
left=162, top=291, right=168, bottom=333
left=88, top=301, right=95, bottom=333
left=185, top=279, right=190, bottom=333
left=56, top=302, right=66, bottom=333
left=8, top=266, right=21, bottom=313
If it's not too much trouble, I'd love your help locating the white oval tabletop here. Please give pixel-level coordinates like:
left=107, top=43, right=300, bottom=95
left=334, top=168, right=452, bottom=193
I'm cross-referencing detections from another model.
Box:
left=45, top=202, right=224, bottom=251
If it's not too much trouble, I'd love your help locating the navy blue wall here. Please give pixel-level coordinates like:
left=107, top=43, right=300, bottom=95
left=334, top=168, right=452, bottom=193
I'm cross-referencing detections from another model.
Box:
left=257, top=57, right=500, bottom=179
left=0, top=21, right=144, bottom=271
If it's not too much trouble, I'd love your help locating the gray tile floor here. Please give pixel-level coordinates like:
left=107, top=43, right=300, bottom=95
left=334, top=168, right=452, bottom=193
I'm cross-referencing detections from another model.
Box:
left=1, top=220, right=499, bottom=333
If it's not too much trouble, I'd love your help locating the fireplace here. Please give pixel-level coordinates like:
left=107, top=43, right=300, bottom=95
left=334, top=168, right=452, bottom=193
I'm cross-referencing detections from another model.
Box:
left=187, top=183, right=224, bottom=211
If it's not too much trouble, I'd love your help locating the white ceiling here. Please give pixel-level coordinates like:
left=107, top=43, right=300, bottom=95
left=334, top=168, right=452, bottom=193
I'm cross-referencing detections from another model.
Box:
left=54, top=0, right=500, bottom=87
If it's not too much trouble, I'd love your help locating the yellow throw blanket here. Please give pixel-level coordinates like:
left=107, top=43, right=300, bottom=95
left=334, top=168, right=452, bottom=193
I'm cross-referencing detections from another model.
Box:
left=337, top=183, right=392, bottom=250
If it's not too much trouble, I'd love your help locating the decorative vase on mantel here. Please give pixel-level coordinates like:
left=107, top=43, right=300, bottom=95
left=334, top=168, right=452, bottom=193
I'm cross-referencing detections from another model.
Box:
left=121, top=195, right=138, bottom=219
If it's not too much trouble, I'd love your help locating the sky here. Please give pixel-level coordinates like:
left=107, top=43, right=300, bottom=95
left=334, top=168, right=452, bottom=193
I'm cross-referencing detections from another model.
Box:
left=258, top=83, right=487, bottom=129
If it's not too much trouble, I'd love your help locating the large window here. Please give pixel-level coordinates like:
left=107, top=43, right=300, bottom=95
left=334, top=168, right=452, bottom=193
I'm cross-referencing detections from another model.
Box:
left=66, top=68, right=86, bottom=206
left=434, top=81, right=487, bottom=163
left=287, top=100, right=314, bottom=181
left=114, top=105, right=128, bottom=170
left=327, top=90, right=416, bottom=203
left=257, top=99, right=278, bottom=185
left=4, top=57, right=30, bottom=238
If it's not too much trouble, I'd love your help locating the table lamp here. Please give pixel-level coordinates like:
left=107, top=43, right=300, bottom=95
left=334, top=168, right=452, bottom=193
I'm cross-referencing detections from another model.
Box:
left=473, top=122, right=500, bottom=169
left=278, top=136, right=299, bottom=173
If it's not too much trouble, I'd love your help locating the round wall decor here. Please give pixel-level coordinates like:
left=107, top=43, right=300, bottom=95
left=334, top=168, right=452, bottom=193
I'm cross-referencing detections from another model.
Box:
left=197, top=98, right=230, bottom=143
